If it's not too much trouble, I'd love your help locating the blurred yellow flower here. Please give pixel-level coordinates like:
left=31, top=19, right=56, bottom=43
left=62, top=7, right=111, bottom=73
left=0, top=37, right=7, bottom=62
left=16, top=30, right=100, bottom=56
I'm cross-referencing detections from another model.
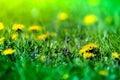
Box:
left=38, top=34, right=48, bottom=40
left=79, top=43, right=98, bottom=55
left=83, top=52, right=95, bottom=59
left=2, top=48, right=16, bottom=55
left=99, top=70, right=108, bottom=76
left=62, top=73, right=69, bottom=79
left=58, top=12, right=68, bottom=21
left=112, top=52, right=119, bottom=59
left=11, top=34, right=18, bottom=40
left=0, top=37, right=5, bottom=44
left=12, top=24, right=24, bottom=31
left=0, top=22, right=4, bottom=30
left=40, top=56, right=45, bottom=62
left=83, top=14, right=97, bottom=25
left=28, top=25, right=42, bottom=31
left=79, top=43, right=98, bottom=59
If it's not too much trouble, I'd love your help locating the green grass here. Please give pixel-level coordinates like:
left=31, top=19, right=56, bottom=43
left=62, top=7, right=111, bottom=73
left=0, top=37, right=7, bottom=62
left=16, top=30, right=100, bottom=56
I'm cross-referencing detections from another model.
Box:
left=0, top=0, right=120, bottom=80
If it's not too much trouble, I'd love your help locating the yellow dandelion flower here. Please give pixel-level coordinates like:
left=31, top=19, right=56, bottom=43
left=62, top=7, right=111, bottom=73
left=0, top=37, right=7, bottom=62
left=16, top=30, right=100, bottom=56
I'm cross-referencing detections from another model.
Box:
left=2, top=48, right=16, bottom=55
left=83, top=14, right=97, bottom=25
left=37, top=34, right=48, bottom=40
left=40, top=56, right=45, bottom=62
left=62, top=73, right=69, bottom=80
left=112, top=52, right=119, bottom=59
left=28, top=25, right=42, bottom=31
left=0, top=22, right=4, bottom=30
left=79, top=46, right=90, bottom=55
left=12, top=24, right=24, bottom=31
left=58, top=12, right=68, bottom=21
left=83, top=52, right=95, bottom=59
left=0, top=37, right=5, bottom=44
left=99, top=70, right=108, bottom=76
left=79, top=43, right=98, bottom=55
left=11, top=34, right=18, bottom=40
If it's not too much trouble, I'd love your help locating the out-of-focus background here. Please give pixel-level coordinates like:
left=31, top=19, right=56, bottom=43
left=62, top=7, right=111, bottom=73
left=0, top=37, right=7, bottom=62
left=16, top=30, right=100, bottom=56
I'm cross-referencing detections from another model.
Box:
left=0, top=0, right=120, bottom=25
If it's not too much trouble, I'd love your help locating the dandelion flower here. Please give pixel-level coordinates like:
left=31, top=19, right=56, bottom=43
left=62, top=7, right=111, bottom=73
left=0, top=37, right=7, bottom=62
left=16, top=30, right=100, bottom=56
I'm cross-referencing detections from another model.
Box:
left=2, top=48, right=16, bottom=55
left=79, top=43, right=98, bottom=55
left=12, top=24, right=24, bottom=31
left=79, top=43, right=99, bottom=59
left=83, top=14, right=97, bottom=25
left=11, top=34, right=18, bottom=40
left=58, top=12, right=68, bottom=21
left=37, top=34, right=48, bottom=40
left=28, top=25, right=42, bottom=32
left=83, top=52, right=95, bottom=59
left=112, top=52, right=119, bottom=59
left=0, top=22, right=4, bottom=30
left=99, top=70, right=108, bottom=76
left=62, top=73, right=69, bottom=79
left=0, top=37, right=5, bottom=44
left=40, top=56, right=45, bottom=62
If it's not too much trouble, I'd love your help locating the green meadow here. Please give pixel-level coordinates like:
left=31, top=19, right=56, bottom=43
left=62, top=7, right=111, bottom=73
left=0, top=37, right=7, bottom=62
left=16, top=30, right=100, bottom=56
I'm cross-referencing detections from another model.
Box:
left=0, top=0, right=120, bottom=80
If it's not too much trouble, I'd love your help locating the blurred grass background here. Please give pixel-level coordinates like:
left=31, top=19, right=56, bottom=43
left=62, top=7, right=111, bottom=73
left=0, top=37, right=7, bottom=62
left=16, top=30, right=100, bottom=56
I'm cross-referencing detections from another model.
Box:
left=0, top=0, right=120, bottom=25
